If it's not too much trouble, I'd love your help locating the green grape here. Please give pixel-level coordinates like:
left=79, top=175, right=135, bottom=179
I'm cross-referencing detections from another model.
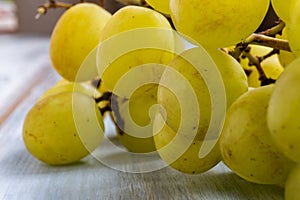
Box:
left=39, top=79, right=100, bottom=101
left=145, top=0, right=170, bottom=14
left=50, top=3, right=111, bottom=82
left=111, top=84, right=158, bottom=153
left=23, top=91, right=104, bottom=165
left=285, top=165, right=300, bottom=200
left=160, top=48, right=248, bottom=133
left=155, top=48, right=248, bottom=174
left=247, top=45, right=284, bottom=83
left=287, top=0, right=300, bottom=57
left=154, top=119, right=222, bottom=174
left=246, top=54, right=283, bottom=88
left=96, top=5, right=185, bottom=153
left=271, top=0, right=292, bottom=22
left=220, top=85, right=295, bottom=185
left=98, top=5, right=175, bottom=92
left=268, top=58, right=300, bottom=163
left=277, top=28, right=297, bottom=67
left=169, top=0, right=269, bottom=48
left=261, top=54, right=284, bottom=80
left=231, top=45, right=284, bottom=88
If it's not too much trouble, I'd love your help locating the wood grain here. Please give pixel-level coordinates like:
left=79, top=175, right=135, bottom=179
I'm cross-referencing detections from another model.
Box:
left=0, top=34, right=284, bottom=200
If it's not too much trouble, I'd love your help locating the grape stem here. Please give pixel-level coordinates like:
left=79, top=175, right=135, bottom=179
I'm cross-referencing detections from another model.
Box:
left=241, top=47, right=276, bottom=86
left=230, top=21, right=289, bottom=60
left=35, top=0, right=73, bottom=19
left=245, top=33, right=290, bottom=52
left=99, top=104, right=112, bottom=115
left=227, top=20, right=288, bottom=86
left=95, top=91, right=112, bottom=103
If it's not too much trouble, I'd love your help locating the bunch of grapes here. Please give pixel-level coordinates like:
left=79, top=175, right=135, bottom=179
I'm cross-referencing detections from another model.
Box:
left=22, top=0, right=300, bottom=199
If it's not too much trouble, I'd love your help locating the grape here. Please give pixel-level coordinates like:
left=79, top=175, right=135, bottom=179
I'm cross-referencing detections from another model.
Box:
left=111, top=84, right=158, bottom=153
left=169, top=0, right=270, bottom=48
left=154, top=48, right=248, bottom=174
left=154, top=119, right=222, bottom=174
left=97, top=5, right=175, bottom=92
left=50, top=3, right=111, bottom=82
left=96, top=5, right=185, bottom=154
left=277, top=28, right=297, bottom=67
left=261, top=54, right=284, bottom=79
left=271, top=0, right=292, bottom=22
left=160, top=48, right=248, bottom=133
left=285, top=165, right=300, bottom=200
left=23, top=91, right=104, bottom=165
left=267, top=58, right=300, bottom=163
left=287, top=0, right=300, bottom=57
left=220, top=85, right=295, bottom=185
left=39, top=80, right=100, bottom=101
left=145, top=0, right=170, bottom=14
left=231, top=45, right=284, bottom=87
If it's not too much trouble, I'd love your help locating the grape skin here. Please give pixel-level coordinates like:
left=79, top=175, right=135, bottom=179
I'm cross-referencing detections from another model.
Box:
left=268, top=58, right=300, bottom=163
left=50, top=3, right=111, bottom=82
left=145, top=0, right=170, bottom=14
left=23, top=92, right=104, bottom=165
left=287, top=0, right=300, bottom=57
left=155, top=48, right=248, bottom=174
left=220, top=85, right=295, bottom=185
left=271, top=0, right=292, bottom=22
left=111, top=85, right=158, bottom=153
left=285, top=165, right=300, bottom=200
left=98, top=5, right=174, bottom=91
left=169, top=0, right=270, bottom=48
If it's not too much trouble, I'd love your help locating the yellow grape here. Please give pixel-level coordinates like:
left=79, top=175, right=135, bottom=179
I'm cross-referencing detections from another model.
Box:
left=111, top=84, right=158, bottom=153
left=220, top=85, right=295, bottom=185
left=262, top=55, right=284, bottom=79
left=285, top=165, right=300, bottom=200
left=277, top=28, right=297, bottom=67
left=98, top=5, right=174, bottom=92
left=39, top=80, right=100, bottom=100
left=287, top=0, right=300, bottom=57
left=23, top=92, right=104, bottom=165
left=154, top=117, right=222, bottom=174
left=235, top=45, right=284, bottom=87
left=50, top=3, right=111, bottom=82
left=155, top=48, right=248, bottom=174
left=268, top=58, right=300, bottom=163
left=160, top=48, right=248, bottom=133
left=247, top=68, right=261, bottom=88
left=271, top=0, right=292, bottom=22
left=169, top=0, right=269, bottom=48
left=145, top=0, right=170, bottom=14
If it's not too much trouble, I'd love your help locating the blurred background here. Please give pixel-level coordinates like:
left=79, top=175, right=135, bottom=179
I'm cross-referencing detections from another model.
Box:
left=0, top=0, right=126, bottom=35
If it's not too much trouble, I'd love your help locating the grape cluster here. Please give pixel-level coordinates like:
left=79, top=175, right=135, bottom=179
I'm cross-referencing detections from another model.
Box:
left=23, top=0, right=300, bottom=199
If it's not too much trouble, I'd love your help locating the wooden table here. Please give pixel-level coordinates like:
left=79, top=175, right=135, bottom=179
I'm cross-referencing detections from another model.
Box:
left=0, top=34, right=284, bottom=199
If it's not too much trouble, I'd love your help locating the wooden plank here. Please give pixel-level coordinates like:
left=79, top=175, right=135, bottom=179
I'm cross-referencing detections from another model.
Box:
left=0, top=34, right=57, bottom=125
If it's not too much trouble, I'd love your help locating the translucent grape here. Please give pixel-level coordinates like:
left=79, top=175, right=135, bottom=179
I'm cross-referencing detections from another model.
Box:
left=285, top=165, right=300, bottom=200
left=287, top=0, right=300, bottom=57
left=23, top=92, right=104, bottom=165
left=98, top=5, right=174, bottom=92
left=220, top=85, right=295, bottom=185
left=271, top=0, right=292, bottom=22
left=154, top=48, right=248, bottom=174
left=169, top=0, right=270, bottom=48
left=50, top=3, right=111, bottom=82
left=145, top=0, right=170, bottom=14
left=268, top=58, right=300, bottom=163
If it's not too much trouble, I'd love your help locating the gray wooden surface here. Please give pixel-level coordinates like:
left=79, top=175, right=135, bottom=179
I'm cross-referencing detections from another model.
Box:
left=0, top=34, right=284, bottom=200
